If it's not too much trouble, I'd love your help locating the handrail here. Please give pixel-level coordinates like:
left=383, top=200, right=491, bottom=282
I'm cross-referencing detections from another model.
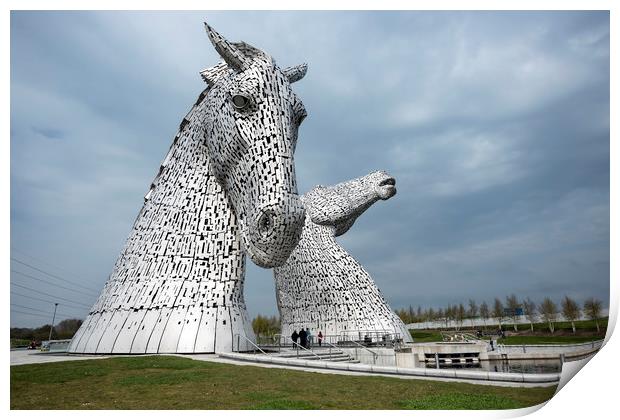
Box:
left=273, top=334, right=327, bottom=360
left=337, top=329, right=402, bottom=342
left=319, top=338, right=351, bottom=362
left=440, top=330, right=482, bottom=343
left=233, top=333, right=269, bottom=355
left=347, top=338, right=379, bottom=362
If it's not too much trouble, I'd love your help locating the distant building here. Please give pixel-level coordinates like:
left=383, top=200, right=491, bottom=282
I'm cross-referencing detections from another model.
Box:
left=503, top=307, right=524, bottom=317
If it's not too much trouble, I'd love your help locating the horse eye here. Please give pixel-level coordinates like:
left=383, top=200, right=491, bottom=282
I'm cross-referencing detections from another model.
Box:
left=231, top=94, right=250, bottom=110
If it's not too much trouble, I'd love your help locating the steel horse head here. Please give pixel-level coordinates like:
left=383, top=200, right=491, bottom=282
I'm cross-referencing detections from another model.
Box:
left=201, top=24, right=307, bottom=268
left=304, top=171, right=397, bottom=236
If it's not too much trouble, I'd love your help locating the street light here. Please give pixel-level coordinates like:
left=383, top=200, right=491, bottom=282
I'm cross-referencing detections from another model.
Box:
left=48, top=303, right=58, bottom=342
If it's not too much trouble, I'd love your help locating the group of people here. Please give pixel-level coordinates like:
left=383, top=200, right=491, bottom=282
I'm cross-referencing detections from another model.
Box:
left=291, top=328, right=323, bottom=349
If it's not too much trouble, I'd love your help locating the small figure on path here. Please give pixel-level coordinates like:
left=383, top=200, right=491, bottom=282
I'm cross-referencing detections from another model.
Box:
left=299, top=327, right=308, bottom=348
left=291, top=330, right=299, bottom=348
left=306, top=328, right=312, bottom=348
left=318, top=331, right=323, bottom=347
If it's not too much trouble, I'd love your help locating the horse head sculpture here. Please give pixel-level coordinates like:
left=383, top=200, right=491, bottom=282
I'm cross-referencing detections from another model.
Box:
left=274, top=170, right=411, bottom=341
left=201, top=24, right=307, bottom=268
left=303, top=170, right=397, bottom=236
left=69, top=24, right=311, bottom=354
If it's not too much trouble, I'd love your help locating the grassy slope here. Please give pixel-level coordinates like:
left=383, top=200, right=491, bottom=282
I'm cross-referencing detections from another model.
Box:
left=409, top=330, right=603, bottom=345
left=409, top=330, right=444, bottom=343
left=410, top=317, right=608, bottom=345
left=464, top=318, right=608, bottom=333
left=10, top=356, right=555, bottom=410
left=497, top=335, right=605, bottom=345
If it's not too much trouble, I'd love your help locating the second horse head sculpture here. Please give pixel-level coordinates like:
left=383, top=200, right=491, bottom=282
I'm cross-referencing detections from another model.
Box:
left=275, top=171, right=413, bottom=343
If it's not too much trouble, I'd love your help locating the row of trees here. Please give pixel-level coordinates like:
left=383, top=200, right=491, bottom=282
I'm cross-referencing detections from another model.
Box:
left=10, top=318, right=83, bottom=342
left=396, top=296, right=604, bottom=333
left=251, top=314, right=281, bottom=339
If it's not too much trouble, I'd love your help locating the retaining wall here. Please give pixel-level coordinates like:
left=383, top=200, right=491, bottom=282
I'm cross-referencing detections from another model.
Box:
left=218, top=352, right=560, bottom=386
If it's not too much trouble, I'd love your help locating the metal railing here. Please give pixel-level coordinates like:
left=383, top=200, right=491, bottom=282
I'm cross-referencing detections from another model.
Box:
left=233, top=333, right=269, bottom=355
left=440, top=331, right=483, bottom=342
left=346, top=338, right=379, bottom=364
left=336, top=330, right=403, bottom=346
left=319, top=338, right=355, bottom=362
left=273, top=334, right=327, bottom=360
left=269, top=330, right=403, bottom=348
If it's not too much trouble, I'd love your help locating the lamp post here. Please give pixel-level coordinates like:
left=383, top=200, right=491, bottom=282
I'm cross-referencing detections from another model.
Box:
left=48, top=303, right=58, bottom=342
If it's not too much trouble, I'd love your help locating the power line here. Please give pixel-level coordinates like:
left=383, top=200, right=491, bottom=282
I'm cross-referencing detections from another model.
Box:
left=11, top=270, right=99, bottom=299
left=11, top=291, right=90, bottom=311
left=11, top=303, right=82, bottom=319
left=11, top=247, right=85, bottom=281
left=11, top=303, right=78, bottom=319
left=10, top=310, right=53, bottom=319
left=11, top=257, right=101, bottom=294
left=10, top=282, right=93, bottom=308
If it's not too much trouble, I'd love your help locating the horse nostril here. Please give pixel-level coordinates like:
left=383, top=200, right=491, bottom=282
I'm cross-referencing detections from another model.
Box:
left=378, top=177, right=396, bottom=187
left=257, top=211, right=274, bottom=237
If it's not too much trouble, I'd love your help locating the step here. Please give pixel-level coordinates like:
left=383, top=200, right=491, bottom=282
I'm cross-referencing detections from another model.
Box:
left=276, top=351, right=346, bottom=359
left=277, top=353, right=347, bottom=360
left=278, top=348, right=343, bottom=355
left=321, top=355, right=356, bottom=362
left=272, top=351, right=358, bottom=363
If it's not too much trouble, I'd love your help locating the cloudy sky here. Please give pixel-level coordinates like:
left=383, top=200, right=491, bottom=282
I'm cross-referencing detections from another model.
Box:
left=10, top=11, right=609, bottom=327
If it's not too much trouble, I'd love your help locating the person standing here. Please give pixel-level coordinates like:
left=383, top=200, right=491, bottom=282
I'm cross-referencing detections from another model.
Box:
left=299, top=327, right=307, bottom=348
left=306, top=328, right=312, bottom=348
left=291, top=330, right=299, bottom=348
left=318, top=331, right=323, bottom=347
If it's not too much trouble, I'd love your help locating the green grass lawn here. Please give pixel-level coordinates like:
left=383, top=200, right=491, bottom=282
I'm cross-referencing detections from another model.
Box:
left=486, top=318, right=608, bottom=333
left=10, top=356, right=556, bottom=410
left=409, top=329, right=603, bottom=346
left=497, top=335, right=604, bottom=345
left=409, top=330, right=444, bottom=343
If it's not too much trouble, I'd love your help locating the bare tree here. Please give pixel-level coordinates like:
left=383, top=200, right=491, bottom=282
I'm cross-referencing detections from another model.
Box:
left=522, top=297, right=537, bottom=332
left=427, top=308, right=435, bottom=329
left=505, top=294, right=520, bottom=332
left=492, top=298, right=504, bottom=330
left=479, top=301, right=490, bottom=330
left=437, top=308, right=445, bottom=329
left=395, top=308, right=408, bottom=324
left=539, top=297, right=558, bottom=334
left=468, top=299, right=478, bottom=328
left=252, top=314, right=280, bottom=339
left=583, top=298, right=603, bottom=333
left=561, top=296, right=581, bottom=334
left=456, top=303, right=466, bottom=331
left=445, top=305, right=455, bottom=330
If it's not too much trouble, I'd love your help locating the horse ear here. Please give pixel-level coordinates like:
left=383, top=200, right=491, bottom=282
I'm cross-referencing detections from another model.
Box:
left=200, top=62, right=229, bottom=86
left=204, top=22, right=249, bottom=72
left=283, top=63, right=308, bottom=83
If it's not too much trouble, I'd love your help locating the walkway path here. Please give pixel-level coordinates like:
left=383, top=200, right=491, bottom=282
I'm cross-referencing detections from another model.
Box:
left=10, top=349, right=566, bottom=388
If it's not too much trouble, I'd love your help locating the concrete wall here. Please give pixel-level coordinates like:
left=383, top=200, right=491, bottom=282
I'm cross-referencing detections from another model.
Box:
left=498, top=340, right=603, bottom=356
left=340, top=347, right=397, bottom=366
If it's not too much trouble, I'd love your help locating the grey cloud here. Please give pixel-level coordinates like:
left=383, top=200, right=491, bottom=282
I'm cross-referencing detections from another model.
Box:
left=10, top=11, right=609, bottom=327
